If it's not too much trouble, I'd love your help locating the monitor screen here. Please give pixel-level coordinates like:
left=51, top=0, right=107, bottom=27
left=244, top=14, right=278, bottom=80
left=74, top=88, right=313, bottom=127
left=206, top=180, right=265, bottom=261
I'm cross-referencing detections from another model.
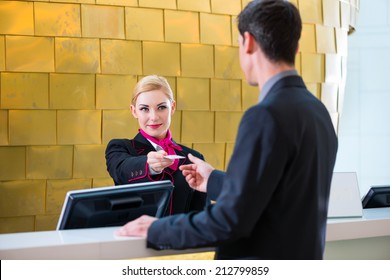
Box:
left=57, top=180, right=174, bottom=230
left=362, top=186, right=390, bottom=209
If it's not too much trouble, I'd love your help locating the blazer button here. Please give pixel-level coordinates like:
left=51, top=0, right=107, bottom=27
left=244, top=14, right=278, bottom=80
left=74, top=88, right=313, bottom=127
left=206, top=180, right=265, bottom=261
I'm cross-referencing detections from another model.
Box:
left=135, top=171, right=138, bottom=176
left=140, top=170, right=143, bottom=175
left=131, top=172, right=134, bottom=177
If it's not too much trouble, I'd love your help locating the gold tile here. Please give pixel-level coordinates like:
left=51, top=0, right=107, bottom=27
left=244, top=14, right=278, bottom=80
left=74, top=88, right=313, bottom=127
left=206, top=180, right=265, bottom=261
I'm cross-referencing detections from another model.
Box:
left=1, top=72, right=49, bottom=109
left=298, top=0, right=323, bottom=24
left=101, top=40, right=142, bottom=75
left=9, top=110, right=56, bottom=145
left=321, top=83, right=338, bottom=113
left=46, top=179, right=92, bottom=215
left=35, top=2, right=81, bottom=37
left=241, top=0, right=252, bottom=9
left=225, top=143, right=234, bottom=170
left=0, top=110, right=8, bottom=145
left=316, top=25, right=336, bottom=54
left=0, top=146, right=25, bottom=181
left=81, top=5, right=125, bottom=39
left=200, top=13, right=232, bottom=45
left=211, top=79, right=241, bottom=111
left=35, top=214, right=58, bottom=232
left=93, top=177, right=115, bottom=188
left=0, top=36, right=5, bottom=71
left=211, top=0, right=241, bottom=15
left=26, top=146, right=73, bottom=179
left=242, top=81, right=258, bottom=111
left=325, top=54, right=342, bottom=83
left=171, top=110, right=182, bottom=142
left=289, top=0, right=299, bottom=8
left=178, top=0, right=211, bottom=12
left=215, top=112, right=242, bottom=143
left=50, top=73, right=95, bottom=109
left=193, top=143, right=225, bottom=170
left=6, top=36, right=55, bottom=72
left=96, top=74, right=137, bottom=109
left=139, top=0, right=176, bottom=9
left=0, top=216, right=35, bottom=234
left=181, top=111, right=214, bottom=143
left=102, top=110, right=139, bottom=144
left=300, top=24, right=316, bottom=53
left=215, top=46, right=242, bottom=79
left=125, top=7, right=163, bottom=41
left=97, top=0, right=137, bottom=6
left=323, top=0, right=340, bottom=28
left=53, top=0, right=94, bottom=3
left=181, top=44, right=214, bottom=78
left=295, top=53, right=301, bottom=75
left=0, top=180, right=46, bottom=217
left=73, top=145, right=110, bottom=178
left=57, top=110, right=101, bottom=144
left=165, top=10, right=199, bottom=43
left=0, top=1, right=34, bottom=35
left=177, top=77, right=210, bottom=111
left=301, top=53, right=325, bottom=83
left=143, top=42, right=181, bottom=76
left=306, top=83, right=320, bottom=99
left=232, top=16, right=239, bottom=47
left=55, top=37, right=100, bottom=73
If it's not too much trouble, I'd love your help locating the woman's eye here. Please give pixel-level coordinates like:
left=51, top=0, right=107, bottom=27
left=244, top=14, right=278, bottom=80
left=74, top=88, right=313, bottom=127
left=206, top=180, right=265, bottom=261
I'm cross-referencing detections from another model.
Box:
left=158, top=106, right=167, bottom=110
left=139, top=107, right=149, bottom=112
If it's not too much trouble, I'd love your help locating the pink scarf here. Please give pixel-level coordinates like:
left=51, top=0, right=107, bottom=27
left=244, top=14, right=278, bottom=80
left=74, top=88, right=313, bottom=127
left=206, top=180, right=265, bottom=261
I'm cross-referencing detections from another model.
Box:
left=139, top=129, right=183, bottom=171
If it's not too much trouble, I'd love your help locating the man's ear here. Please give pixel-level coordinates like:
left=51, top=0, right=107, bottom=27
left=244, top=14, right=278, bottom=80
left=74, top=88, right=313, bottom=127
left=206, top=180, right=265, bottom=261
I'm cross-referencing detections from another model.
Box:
left=130, top=104, right=137, bottom=119
left=243, top=31, right=255, bottom=54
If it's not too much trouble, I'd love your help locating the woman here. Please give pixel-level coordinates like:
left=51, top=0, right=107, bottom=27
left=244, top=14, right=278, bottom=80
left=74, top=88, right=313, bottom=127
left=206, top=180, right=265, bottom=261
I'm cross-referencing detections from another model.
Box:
left=105, top=75, right=207, bottom=215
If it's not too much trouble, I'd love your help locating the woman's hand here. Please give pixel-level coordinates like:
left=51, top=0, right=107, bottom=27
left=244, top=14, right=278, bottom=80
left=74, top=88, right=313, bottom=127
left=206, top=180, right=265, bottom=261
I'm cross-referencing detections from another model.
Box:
left=147, top=150, right=174, bottom=173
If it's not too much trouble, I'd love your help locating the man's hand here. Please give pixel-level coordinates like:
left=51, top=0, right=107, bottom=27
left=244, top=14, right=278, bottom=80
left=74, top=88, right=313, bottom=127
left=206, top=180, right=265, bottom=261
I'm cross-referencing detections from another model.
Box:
left=179, top=153, right=215, bottom=193
left=115, top=215, right=157, bottom=237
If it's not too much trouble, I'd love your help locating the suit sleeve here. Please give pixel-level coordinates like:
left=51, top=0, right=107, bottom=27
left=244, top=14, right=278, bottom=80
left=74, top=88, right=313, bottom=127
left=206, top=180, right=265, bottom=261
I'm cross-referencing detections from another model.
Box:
left=147, top=106, right=288, bottom=249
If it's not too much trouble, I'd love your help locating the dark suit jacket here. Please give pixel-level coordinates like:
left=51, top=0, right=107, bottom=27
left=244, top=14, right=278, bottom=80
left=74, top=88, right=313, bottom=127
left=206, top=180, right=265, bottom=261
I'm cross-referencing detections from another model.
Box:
left=105, top=133, right=207, bottom=215
left=146, top=76, right=338, bottom=259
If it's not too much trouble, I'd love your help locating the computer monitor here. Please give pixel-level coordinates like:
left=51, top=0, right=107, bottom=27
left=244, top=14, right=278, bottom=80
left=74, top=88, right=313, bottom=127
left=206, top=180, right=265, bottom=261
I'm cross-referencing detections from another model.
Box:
left=57, top=180, right=174, bottom=230
left=362, top=186, right=390, bottom=209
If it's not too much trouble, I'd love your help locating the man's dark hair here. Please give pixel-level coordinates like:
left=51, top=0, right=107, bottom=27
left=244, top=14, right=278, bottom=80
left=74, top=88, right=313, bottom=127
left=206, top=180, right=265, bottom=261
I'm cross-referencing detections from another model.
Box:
left=237, top=0, right=302, bottom=65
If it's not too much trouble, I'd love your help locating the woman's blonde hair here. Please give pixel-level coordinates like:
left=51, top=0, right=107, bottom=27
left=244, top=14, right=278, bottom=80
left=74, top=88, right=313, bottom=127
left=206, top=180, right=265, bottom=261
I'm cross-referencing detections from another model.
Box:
left=132, top=75, right=174, bottom=105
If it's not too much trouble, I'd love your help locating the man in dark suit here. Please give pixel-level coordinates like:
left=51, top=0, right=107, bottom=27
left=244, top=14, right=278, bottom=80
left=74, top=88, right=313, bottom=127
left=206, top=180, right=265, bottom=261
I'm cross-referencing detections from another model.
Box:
left=116, top=0, right=338, bottom=260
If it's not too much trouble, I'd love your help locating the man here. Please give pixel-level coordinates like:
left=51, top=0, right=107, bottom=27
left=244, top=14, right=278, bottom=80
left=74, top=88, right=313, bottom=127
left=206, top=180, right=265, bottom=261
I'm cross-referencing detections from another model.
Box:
left=116, top=0, right=338, bottom=260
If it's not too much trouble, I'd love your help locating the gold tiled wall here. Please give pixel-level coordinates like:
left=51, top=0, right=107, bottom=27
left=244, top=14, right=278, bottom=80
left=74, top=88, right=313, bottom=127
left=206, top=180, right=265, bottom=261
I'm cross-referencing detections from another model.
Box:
left=0, top=0, right=358, bottom=234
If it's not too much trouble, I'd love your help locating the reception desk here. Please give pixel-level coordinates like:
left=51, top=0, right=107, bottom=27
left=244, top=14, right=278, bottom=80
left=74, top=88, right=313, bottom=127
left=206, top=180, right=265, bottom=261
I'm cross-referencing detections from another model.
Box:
left=1, top=208, right=389, bottom=260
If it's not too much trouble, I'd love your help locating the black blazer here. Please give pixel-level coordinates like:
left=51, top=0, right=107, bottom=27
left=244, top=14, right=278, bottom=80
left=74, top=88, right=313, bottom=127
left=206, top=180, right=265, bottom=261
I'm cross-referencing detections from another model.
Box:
left=105, top=133, right=207, bottom=215
left=146, top=76, right=338, bottom=259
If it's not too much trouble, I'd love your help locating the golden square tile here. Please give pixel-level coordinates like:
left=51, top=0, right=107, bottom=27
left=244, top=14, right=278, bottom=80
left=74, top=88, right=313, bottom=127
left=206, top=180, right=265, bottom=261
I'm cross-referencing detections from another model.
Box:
left=165, top=10, right=199, bottom=43
left=55, top=37, right=100, bottom=73
left=289, top=0, right=299, bottom=7
left=301, top=53, right=325, bottom=83
left=0, top=36, right=5, bottom=71
left=0, top=1, right=34, bottom=35
left=181, top=44, right=214, bottom=78
left=125, top=7, right=164, bottom=41
left=53, top=0, right=94, bottom=3
left=200, top=13, right=232, bottom=45
left=0, top=110, right=8, bottom=145
left=232, top=16, right=239, bottom=47
left=101, top=40, right=142, bottom=75
left=143, top=42, right=181, bottom=76
left=0, top=216, right=35, bottom=234
left=0, top=180, right=46, bottom=217
left=225, top=143, right=235, bottom=170
left=73, top=145, right=110, bottom=178
left=102, top=110, right=138, bottom=144
left=300, top=24, right=316, bottom=53
left=298, top=0, right=323, bottom=24
left=177, top=77, right=210, bottom=111
left=178, top=0, right=211, bottom=12
left=211, top=0, right=241, bottom=15
left=242, top=81, right=258, bottom=111
left=241, top=0, right=252, bottom=9
left=46, top=179, right=92, bottom=215
left=1, top=73, right=49, bottom=109
left=316, top=25, right=336, bottom=54
left=50, top=73, right=95, bottom=109
left=9, top=110, right=56, bottom=145
left=215, top=46, right=242, bottom=79
left=139, top=0, right=176, bottom=9
left=26, top=146, right=73, bottom=179
left=193, top=143, right=225, bottom=170
left=215, top=112, right=242, bottom=143
left=93, top=177, right=115, bottom=188
left=0, top=146, right=25, bottom=181
left=35, top=2, right=81, bottom=37
left=35, top=214, right=59, bottom=232
left=181, top=111, right=214, bottom=143
left=321, top=83, right=338, bottom=113
left=306, top=83, right=320, bottom=99
left=96, top=74, right=137, bottom=109
left=295, top=53, right=301, bottom=75
left=211, top=79, right=241, bottom=111
left=57, top=110, right=101, bottom=144
left=171, top=110, right=182, bottom=142
left=81, top=5, right=125, bottom=39
left=323, top=0, right=340, bottom=28
left=97, top=0, right=137, bottom=6
left=6, top=36, right=54, bottom=72
left=325, top=54, right=342, bottom=83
